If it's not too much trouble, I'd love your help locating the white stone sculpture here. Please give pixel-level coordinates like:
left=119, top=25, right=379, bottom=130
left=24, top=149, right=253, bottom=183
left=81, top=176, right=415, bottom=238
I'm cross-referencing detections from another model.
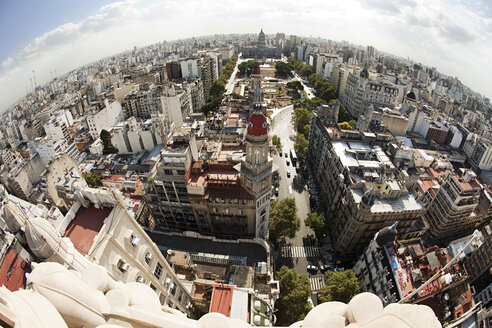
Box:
left=0, top=261, right=442, bottom=328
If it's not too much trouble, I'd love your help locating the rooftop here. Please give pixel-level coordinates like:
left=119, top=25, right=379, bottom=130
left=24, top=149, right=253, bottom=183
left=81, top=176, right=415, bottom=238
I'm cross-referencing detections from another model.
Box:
left=0, top=248, right=31, bottom=292
left=63, top=205, right=112, bottom=255
left=385, top=240, right=468, bottom=302
left=210, top=284, right=234, bottom=316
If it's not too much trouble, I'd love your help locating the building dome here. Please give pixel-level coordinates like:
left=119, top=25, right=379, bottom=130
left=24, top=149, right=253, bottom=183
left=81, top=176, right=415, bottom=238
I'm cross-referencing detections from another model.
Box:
left=247, top=112, right=268, bottom=136
left=3, top=203, right=25, bottom=233
left=26, top=217, right=61, bottom=259
left=405, top=90, right=416, bottom=101
left=374, top=221, right=398, bottom=248
left=258, top=29, right=265, bottom=40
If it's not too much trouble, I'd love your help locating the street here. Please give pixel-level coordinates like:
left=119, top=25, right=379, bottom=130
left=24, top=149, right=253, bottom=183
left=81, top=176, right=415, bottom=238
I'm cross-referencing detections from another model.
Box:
left=270, top=105, right=326, bottom=298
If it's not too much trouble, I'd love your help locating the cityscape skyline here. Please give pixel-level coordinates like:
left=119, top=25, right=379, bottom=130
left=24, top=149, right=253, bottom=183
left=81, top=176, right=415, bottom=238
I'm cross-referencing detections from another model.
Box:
left=1, top=0, right=491, bottom=112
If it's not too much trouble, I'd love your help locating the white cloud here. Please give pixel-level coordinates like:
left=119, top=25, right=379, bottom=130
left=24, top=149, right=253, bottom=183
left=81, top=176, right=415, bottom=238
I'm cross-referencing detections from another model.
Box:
left=1, top=57, right=13, bottom=68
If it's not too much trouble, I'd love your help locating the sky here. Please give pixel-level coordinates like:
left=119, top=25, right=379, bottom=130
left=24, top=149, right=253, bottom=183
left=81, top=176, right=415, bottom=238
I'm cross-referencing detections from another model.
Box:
left=0, top=0, right=491, bottom=112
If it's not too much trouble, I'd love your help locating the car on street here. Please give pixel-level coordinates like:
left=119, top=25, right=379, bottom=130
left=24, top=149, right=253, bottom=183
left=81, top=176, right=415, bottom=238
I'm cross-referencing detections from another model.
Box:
left=286, top=160, right=290, bottom=166
left=320, top=263, right=334, bottom=272
left=279, top=152, right=282, bottom=157
left=333, top=267, right=344, bottom=272
left=287, top=171, right=291, bottom=178
left=275, top=187, right=279, bottom=196
left=284, top=152, right=288, bottom=157
left=307, top=265, right=319, bottom=273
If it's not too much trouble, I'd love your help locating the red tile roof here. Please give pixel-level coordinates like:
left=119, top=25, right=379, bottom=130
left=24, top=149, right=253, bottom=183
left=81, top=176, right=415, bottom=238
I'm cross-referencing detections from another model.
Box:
left=0, top=248, right=30, bottom=291
left=210, top=284, right=234, bottom=317
left=63, top=205, right=112, bottom=255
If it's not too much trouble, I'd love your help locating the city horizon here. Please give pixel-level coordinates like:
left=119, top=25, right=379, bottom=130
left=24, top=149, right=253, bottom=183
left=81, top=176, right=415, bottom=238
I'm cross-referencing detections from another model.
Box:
left=1, top=0, right=491, bottom=112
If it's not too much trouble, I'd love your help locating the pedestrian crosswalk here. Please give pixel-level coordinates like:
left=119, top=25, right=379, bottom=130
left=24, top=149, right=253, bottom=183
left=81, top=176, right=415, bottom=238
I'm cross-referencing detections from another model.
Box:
left=310, top=277, right=325, bottom=291
left=280, top=245, right=320, bottom=258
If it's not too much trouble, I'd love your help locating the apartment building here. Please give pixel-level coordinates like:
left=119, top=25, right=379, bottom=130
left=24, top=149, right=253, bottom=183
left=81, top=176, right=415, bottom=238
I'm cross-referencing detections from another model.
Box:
left=423, top=170, right=489, bottom=245
left=308, top=114, right=427, bottom=259
left=341, top=69, right=399, bottom=117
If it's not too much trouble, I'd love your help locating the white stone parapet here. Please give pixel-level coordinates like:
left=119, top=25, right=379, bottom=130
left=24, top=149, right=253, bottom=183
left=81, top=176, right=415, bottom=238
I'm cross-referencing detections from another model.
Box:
left=0, top=262, right=441, bottom=328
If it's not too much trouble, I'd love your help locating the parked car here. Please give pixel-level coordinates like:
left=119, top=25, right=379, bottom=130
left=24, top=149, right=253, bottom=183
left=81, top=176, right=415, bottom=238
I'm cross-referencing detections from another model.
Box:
left=284, top=152, right=288, bottom=157
left=307, top=264, right=319, bottom=273
left=286, top=160, right=290, bottom=166
left=279, top=152, right=282, bottom=157
left=287, top=171, right=291, bottom=178
left=275, top=187, right=279, bottom=196
left=320, top=263, right=334, bottom=272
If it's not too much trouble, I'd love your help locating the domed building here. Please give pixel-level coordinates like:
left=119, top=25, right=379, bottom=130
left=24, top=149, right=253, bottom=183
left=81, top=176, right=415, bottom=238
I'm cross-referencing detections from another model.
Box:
left=241, top=29, right=281, bottom=59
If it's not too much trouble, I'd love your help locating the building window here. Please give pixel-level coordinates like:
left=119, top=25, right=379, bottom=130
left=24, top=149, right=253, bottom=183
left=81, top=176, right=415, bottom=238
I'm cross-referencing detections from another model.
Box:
left=117, top=259, right=129, bottom=273
left=129, top=233, right=140, bottom=247
left=145, top=252, right=153, bottom=265
left=154, top=262, right=163, bottom=279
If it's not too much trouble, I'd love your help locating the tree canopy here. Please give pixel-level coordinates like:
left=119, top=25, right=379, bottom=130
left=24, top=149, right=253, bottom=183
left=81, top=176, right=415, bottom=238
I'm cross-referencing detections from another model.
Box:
left=286, top=80, right=303, bottom=91
left=201, top=55, right=238, bottom=115
left=275, top=266, right=312, bottom=326
left=294, top=133, right=309, bottom=160
left=337, top=102, right=351, bottom=123
left=292, top=107, right=311, bottom=136
left=305, top=212, right=326, bottom=241
left=238, top=60, right=256, bottom=76
left=272, top=135, right=282, bottom=153
left=269, top=198, right=300, bottom=244
left=84, top=172, right=102, bottom=188
left=275, top=61, right=292, bottom=77
left=100, top=129, right=118, bottom=154
left=318, top=269, right=360, bottom=304
left=294, top=97, right=323, bottom=111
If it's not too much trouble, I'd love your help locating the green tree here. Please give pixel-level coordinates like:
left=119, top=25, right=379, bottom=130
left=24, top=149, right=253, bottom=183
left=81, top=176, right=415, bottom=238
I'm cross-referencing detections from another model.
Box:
left=269, top=198, right=300, bottom=244
left=275, top=61, right=292, bottom=77
left=305, top=212, right=326, bottom=241
left=238, top=60, right=255, bottom=76
left=209, top=80, right=225, bottom=98
left=84, top=172, right=103, bottom=188
left=318, top=270, right=360, bottom=304
left=294, top=97, right=323, bottom=111
left=294, top=133, right=309, bottom=160
left=275, top=266, right=312, bottom=326
left=286, top=80, right=303, bottom=91
left=337, top=103, right=351, bottom=123
left=272, top=135, right=282, bottom=153
left=292, top=107, right=311, bottom=136
left=299, top=65, right=313, bottom=78
left=100, top=129, right=118, bottom=154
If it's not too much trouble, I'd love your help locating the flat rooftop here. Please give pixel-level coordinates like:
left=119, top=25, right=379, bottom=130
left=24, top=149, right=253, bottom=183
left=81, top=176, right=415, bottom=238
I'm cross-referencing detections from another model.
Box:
left=210, top=284, right=234, bottom=316
left=0, top=248, right=30, bottom=292
left=351, top=188, right=424, bottom=213
left=147, top=231, right=267, bottom=266
left=63, top=205, right=112, bottom=255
